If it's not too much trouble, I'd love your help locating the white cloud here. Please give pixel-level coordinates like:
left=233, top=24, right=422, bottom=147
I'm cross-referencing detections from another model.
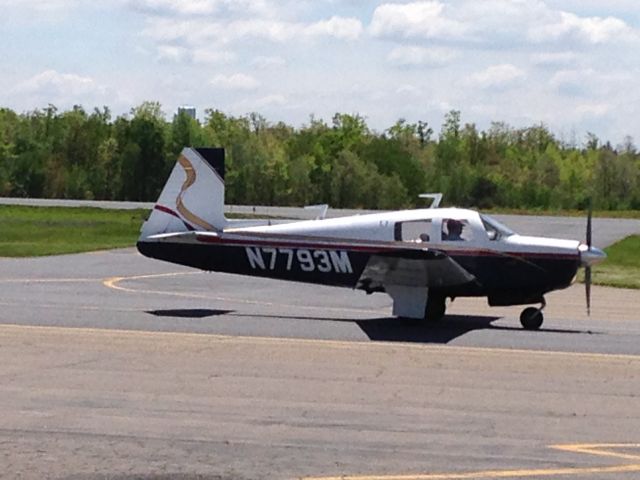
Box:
left=192, top=48, right=236, bottom=64
left=528, top=11, right=635, bottom=44
left=157, top=44, right=235, bottom=64
left=0, top=0, right=84, bottom=11
left=305, top=16, right=363, bottom=40
left=225, top=19, right=294, bottom=42
left=156, top=45, right=184, bottom=61
left=469, top=64, right=525, bottom=90
left=251, top=56, right=286, bottom=68
left=531, top=52, right=579, bottom=68
left=254, top=94, right=287, bottom=108
left=575, top=102, right=612, bottom=117
left=10, top=70, right=115, bottom=108
left=142, top=16, right=363, bottom=47
left=370, top=1, right=467, bottom=40
left=395, top=84, right=421, bottom=96
left=546, top=0, right=638, bottom=12
left=15, top=69, right=96, bottom=94
left=387, top=46, right=457, bottom=67
left=133, top=0, right=218, bottom=15
left=0, top=0, right=94, bottom=22
left=231, top=93, right=288, bottom=113
left=210, top=73, right=260, bottom=90
left=130, top=0, right=270, bottom=17
left=368, top=0, right=639, bottom=48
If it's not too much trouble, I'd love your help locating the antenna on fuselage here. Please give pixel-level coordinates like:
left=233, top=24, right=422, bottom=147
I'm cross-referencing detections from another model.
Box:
left=419, top=193, right=443, bottom=208
left=304, top=204, right=329, bottom=220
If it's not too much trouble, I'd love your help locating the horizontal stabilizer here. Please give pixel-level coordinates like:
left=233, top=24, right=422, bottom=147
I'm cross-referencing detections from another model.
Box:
left=144, top=231, right=219, bottom=243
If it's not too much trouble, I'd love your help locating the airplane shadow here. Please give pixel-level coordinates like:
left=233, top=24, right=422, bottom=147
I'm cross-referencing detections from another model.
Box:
left=147, top=309, right=234, bottom=318
left=144, top=309, right=600, bottom=344
left=355, top=315, right=600, bottom=343
left=357, top=314, right=500, bottom=343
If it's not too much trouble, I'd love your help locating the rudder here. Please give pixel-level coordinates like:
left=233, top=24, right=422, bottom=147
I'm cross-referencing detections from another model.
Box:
left=139, top=147, right=226, bottom=238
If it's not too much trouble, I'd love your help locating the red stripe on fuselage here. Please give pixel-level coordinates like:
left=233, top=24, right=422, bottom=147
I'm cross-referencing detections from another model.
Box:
left=194, top=234, right=579, bottom=261
left=195, top=234, right=386, bottom=253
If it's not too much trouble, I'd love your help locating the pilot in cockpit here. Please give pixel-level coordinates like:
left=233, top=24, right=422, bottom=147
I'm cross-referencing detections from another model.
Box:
left=443, top=219, right=464, bottom=241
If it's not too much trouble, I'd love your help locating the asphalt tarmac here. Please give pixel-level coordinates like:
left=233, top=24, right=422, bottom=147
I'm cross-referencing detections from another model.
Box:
left=1, top=248, right=640, bottom=479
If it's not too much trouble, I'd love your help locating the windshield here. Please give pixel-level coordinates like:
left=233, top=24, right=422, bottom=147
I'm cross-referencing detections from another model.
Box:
left=480, top=214, right=516, bottom=241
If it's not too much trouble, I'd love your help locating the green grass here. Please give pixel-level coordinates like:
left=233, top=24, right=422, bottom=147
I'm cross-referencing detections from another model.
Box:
left=0, top=205, right=148, bottom=257
left=589, top=235, right=640, bottom=289
left=0, top=205, right=279, bottom=257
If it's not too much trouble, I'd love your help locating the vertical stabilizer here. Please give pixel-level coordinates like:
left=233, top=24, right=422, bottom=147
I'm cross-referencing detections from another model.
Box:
left=140, top=147, right=226, bottom=238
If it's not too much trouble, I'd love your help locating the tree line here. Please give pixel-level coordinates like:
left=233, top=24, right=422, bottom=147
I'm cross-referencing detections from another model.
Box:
left=0, top=102, right=638, bottom=211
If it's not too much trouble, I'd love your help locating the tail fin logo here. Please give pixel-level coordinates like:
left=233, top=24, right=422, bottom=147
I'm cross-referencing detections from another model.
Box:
left=176, top=154, right=216, bottom=231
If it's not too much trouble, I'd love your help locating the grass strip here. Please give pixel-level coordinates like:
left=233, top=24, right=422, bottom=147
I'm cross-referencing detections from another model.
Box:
left=589, top=235, right=640, bottom=289
left=0, top=205, right=279, bottom=257
left=0, top=205, right=148, bottom=257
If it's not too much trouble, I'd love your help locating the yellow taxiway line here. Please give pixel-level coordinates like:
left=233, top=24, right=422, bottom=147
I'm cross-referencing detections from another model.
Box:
left=553, top=443, right=640, bottom=461
left=104, top=272, right=389, bottom=315
left=302, top=444, right=640, bottom=480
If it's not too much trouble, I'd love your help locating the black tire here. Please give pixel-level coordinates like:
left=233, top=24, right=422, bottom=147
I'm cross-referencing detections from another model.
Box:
left=520, top=307, right=543, bottom=330
left=425, top=296, right=446, bottom=322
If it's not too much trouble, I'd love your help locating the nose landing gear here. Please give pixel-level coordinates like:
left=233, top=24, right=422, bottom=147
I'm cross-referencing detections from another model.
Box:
left=520, top=298, right=546, bottom=330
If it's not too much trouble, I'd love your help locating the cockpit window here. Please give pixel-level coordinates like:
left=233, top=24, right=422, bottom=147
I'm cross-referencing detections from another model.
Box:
left=480, top=214, right=516, bottom=241
left=442, top=219, right=473, bottom=242
left=395, top=219, right=433, bottom=243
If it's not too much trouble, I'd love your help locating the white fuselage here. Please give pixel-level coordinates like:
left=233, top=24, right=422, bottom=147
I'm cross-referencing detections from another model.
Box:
left=228, top=208, right=582, bottom=257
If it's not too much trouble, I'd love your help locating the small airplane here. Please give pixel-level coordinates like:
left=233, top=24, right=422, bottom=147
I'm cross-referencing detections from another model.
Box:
left=137, top=147, right=606, bottom=330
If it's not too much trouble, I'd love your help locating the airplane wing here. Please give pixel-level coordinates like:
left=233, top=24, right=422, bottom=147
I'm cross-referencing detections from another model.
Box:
left=356, top=248, right=476, bottom=292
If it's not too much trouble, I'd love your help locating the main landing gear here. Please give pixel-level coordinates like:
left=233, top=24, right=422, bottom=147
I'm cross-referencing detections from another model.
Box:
left=519, top=298, right=546, bottom=330
left=425, top=294, right=446, bottom=322
left=422, top=294, right=548, bottom=329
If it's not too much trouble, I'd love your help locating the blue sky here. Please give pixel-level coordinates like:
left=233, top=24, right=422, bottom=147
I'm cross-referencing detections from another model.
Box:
left=1, top=0, right=639, bottom=145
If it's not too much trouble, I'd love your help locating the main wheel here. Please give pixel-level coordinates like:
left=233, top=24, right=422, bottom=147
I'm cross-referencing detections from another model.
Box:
left=425, top=296, right=446, bottom=322
left=520, top=307, right=543, bottom=330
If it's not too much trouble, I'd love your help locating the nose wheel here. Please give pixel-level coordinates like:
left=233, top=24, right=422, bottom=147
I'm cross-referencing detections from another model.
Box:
left=520, top=298, right=546, bottom=330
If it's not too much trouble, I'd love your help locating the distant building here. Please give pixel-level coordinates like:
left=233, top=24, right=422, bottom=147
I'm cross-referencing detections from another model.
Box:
left=177, top=105, right=196, bottom=120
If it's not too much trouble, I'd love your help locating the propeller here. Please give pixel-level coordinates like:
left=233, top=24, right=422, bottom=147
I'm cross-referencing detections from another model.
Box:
left=579, top=203, right=606, bottom=316
left=585, top=201, right=592, bottom=315
left=586, top=200, right=592, bottom=247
